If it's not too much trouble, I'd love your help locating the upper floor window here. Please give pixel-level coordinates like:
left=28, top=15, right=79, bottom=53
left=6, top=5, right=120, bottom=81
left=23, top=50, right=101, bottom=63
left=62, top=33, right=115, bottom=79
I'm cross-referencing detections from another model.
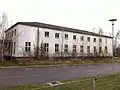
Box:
left=105, top=38, right=107, bottom=44
left=55, top=33, right=59, bottom=39
left=73, top=35, right=76, bottom=40
left=99, top=38, right=102, bottom=43
left=45, top=32, right=49, bottom=37
left=15, top=29, right=16, bottom=36
left=12, top=31, right=14, bottom=37
left=65, top=34, right=68, bottom=40
left=80, top=36, right=84, bottom=41
left=25, top=42, right=31, bottom=52
left=87, top=37, right=90, bottom=42
left=94, top=38, right=96, bottom=42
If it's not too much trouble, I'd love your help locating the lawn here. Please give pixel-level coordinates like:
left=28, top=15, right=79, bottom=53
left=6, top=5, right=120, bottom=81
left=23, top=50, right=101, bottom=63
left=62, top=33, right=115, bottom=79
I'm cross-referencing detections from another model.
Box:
left=1, top=73, right=120, bottom=90
left=0, top=57, right=116, bottom=67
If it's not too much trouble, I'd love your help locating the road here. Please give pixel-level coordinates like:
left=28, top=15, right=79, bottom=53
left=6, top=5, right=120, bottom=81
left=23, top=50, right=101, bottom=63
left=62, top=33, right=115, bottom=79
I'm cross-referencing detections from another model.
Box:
left=0, top=64, right=120, bottom=88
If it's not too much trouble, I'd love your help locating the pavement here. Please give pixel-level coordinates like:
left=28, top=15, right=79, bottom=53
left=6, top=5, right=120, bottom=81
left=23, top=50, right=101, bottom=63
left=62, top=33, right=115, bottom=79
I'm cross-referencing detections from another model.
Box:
left=0, top=64, right=120, bottom=88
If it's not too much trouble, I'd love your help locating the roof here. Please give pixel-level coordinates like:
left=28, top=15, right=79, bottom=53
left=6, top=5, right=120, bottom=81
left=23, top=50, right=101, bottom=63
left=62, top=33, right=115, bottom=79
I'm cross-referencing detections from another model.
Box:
left=5, top=22, right=112, bottom=38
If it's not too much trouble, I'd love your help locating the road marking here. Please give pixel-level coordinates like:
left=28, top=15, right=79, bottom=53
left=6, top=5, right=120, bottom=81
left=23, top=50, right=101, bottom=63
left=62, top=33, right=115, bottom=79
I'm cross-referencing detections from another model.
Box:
left=32, top=75, right=38, bottom=77
left=25, top=68, right=31, bottom=70
left=71, top=71, right=76, bottom=73
left=87, top=70, right=96, bottom=72
left=0, top=75, right=23, bottom=79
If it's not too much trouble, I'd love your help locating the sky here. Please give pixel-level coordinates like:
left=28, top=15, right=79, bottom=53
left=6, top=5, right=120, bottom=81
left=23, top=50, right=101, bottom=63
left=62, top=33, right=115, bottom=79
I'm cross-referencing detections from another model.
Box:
left=0, top=0, right=120, bottom=35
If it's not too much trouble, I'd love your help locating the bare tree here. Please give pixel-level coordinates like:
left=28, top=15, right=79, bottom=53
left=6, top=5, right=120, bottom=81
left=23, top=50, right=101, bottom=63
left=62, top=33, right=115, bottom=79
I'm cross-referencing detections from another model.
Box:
left=34, top=41, right=49, bottom=60
left=0, top=12, right=8, bottom=61
left=114, top=30, right=120, bottom=49
left=114, top=30, right=120, bottom=56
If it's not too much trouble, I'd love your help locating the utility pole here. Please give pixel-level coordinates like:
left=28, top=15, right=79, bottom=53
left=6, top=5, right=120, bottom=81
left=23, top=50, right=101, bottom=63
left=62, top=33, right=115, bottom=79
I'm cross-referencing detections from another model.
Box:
left=61, top=28, right=64, bottom=58
left=109, top=19, right=117, bottom=74
left=36, top=28, right=39, bottom=60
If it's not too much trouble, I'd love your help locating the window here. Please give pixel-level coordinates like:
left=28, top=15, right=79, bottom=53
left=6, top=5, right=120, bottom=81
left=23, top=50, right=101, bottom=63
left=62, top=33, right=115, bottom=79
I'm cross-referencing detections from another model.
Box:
left=80, top=36, right=84, bottom=41
left=12, top=31, right=14, bottom=37
left=13, top=42, right=16, bottom=54
left=55, top=44, right=59, bottom=52
left=44, top=43, right=49, bottom=52
left=65, top=34, right=68, bottom=39
left=94, top=38, right=96, bottom=42
left=73, top=45, right=76, bottom=53
left=99, top=47, right=102, bottom=53
left=73, top=35, right=76, bottom=40
left=80, top=45, right=84, bottom=54
left=15, top=29, right=16, bottom=36
left=87, top=37, right=90, bottom=42
left=105, top=46, right=108, bottom=53
left=93, top=46, right=97, bottom=54
left=25, top=42, right=31, bottom=51
left=105, top=38, right=107, bottom=44
left=99, top=38, right=102, bottom=43
left=87, top=46, right=90, bottom=54
left=45, top=32, right=49, bottom=37
left=64, top=44, right=68, bottom=53
left=55, top=33, right=59, bottom=38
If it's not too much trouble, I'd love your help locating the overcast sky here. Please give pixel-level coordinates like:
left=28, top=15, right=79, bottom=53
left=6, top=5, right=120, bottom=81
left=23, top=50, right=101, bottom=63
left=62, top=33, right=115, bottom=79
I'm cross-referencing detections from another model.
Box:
left=0, top=0, right=120, bottom=34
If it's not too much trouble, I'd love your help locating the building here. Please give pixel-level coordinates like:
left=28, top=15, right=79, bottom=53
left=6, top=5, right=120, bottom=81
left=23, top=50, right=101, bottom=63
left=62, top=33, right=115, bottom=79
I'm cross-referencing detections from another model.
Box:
left=4, top=22, right=112, bottom=59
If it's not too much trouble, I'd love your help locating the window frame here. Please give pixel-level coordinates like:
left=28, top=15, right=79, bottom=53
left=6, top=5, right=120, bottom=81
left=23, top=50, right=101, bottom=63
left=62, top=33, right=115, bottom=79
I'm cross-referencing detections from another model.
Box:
left=73, top=45, right=76, bottom=53
left=87, top=37, right=90, bottom=42
left=13, top=42, right=16, bottom=54
left=80, top=45, right=84, bottom=54
left=73, top=35, right=76, bottom=40
left=45, top=31, right=49, bottom=37
left=15, top=29, right=16, bottom=36
left=93, top=38, right=96, bottom=42
left=44, top=43, right=49, bottom=52
left=87, top=46, right=90, bottom=54
left=80, top=36, right=84, bottom=41
left=55, top=44, right=59, bottom=52
left=99, top=38, right=102, bottom=43
left=65, top=34, right=68, bottom=40
left=25, top=42, right=31, bottom=52
left=64, top=44, right=68, bottom=53
left=55, top=33, right=59, bottom=39
left=93, top=46, right=97, bottom=54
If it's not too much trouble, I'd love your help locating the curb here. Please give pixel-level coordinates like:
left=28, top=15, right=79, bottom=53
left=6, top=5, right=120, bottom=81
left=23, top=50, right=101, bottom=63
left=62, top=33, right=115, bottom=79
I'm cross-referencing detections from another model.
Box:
left=0, top=63, right=117, bottom=69
left=0, top=64, right=65, bottom=69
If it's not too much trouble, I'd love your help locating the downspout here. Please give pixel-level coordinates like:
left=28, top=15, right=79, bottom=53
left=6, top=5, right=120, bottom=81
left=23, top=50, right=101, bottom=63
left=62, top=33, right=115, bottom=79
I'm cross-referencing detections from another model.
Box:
left=36, top=28, right=39, bottom=60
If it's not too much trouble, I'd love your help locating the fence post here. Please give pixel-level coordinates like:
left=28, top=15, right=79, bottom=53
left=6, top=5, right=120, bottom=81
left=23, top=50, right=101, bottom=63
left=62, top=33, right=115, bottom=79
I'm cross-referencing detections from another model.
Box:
left=93, top=77, right=97, bottom=90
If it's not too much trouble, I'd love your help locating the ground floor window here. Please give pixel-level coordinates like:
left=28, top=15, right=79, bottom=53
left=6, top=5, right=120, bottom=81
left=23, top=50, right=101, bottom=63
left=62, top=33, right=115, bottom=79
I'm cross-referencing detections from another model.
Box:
left=87, top=46, right=90, bottom=54
left=13, top=42, right=16, bottom=54
left=73, top=45, right=76, bottom=53
left=64, top=44, right=68, bottom=53
left=25, top=42, right=31, bottom=52
left=80, top=45, right=84, bottom=54
left=99, top=46, right=102, bottom=53
left=55, top=44, right=59, bottom=52
left=93, top=46, right=97, bottom=54
left=44, top=43, right=49, bottom=52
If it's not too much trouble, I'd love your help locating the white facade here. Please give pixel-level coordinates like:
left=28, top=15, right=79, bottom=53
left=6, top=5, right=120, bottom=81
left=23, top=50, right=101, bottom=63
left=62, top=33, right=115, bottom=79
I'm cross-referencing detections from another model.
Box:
left=4, top=22, right=113, bottom=58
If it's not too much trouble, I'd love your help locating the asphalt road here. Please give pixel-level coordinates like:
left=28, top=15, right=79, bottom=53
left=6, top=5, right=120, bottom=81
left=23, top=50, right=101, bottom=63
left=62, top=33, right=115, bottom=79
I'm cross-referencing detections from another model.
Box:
left=0, top=64, right=120, bottom=88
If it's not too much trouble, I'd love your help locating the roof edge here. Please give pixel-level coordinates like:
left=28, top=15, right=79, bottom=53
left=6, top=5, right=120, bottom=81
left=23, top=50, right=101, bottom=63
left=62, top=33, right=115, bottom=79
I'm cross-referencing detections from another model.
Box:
left=5, top=22, right=112, bottom=38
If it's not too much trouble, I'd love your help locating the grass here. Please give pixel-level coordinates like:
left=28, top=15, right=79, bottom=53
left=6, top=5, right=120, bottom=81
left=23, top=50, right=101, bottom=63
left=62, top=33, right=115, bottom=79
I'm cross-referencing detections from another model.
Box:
left=0, top=57, right=116, bottom=67
left=1, top=73, right=120, bottom=90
